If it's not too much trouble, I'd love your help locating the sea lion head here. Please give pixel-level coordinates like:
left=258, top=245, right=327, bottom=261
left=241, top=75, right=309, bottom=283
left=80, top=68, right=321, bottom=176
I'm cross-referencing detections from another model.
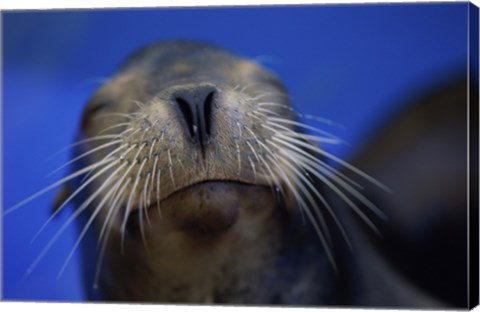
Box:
left=66, top=41, right=338, bottom=302
left=79, top=41, right=303, bottom=235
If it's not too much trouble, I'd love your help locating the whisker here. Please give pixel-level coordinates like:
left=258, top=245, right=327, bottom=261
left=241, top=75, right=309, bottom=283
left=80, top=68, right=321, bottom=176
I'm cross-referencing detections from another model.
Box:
left=279, top=135, right=391, bottom=193
left=98, top=178, right=132, bottom=246
left=96, top=123, right=132, bottom=136
left=264, top=123, right=345, bottom=145
left=269, top=140, right=353, bottom=249
left=120, top=144, right=147, bottom=253
left=264, top=152, right=337, bottom=272
left=256, top=120, right=348, bottom=267
left=265, top=115, right=345, bottom=142
left=176, top=154, right=185, bottom=171
left=142, top=172, right=152, bottom=228
left=255, top=140, right=292, bottom=206
left=235, top=137, right=242, bottom=176
left=156, top=168, right=162, bottom=217
left=135, top=159, right=149, bottom=251
left=78, top=142, right=134, bottom=186
left=274, top=135, right=386, bottom=218
left=247, top=155, right=257, bottom=182
left=131, top=100, right=147, bottom=110
left=273, top=151, right=333, bottom=241
left=94, top=179, right=131, bottom=290
left=252, top=91, right=290, bottom=101
left=272, top=134, right=362, bottom=190
left=257, top=102, right=345, bottom=129
left=150, top=155, right=160, bottom=214
left=283, top=143, right=383, bottom=234
left=167, top=149, right=176, bottom=188
left=47, top=135, right=121, bottom=159
left=31, top=159, right=121, bottom=243
left=257, top=107, right=282, bottom=117
left=240, top=82, right=268, bottom=93
left=46, top=140, right=125, bottom=178
left=93, top=112, right=137, bottom=120
left=243, top=125, right=276, bottom=185
left=24, top=159, right=121, bottom=277
left=148, top=137, right=158, bottom=160
left=57, top=161, right=128, bottom=278
left=4, top=158, right=115, bottom=216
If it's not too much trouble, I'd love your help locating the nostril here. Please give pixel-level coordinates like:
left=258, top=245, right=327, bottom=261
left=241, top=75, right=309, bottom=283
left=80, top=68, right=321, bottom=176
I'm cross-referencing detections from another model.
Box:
left=175, top=96, right=196, bottom=139
left=203, top=91, right=214, bottom=137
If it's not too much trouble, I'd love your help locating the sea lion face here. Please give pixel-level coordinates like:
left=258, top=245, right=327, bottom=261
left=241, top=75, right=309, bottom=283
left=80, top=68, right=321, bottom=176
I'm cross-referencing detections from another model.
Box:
left=80, top=42, right=296, bottom=234
left=73, top=42, right=315, bottom=301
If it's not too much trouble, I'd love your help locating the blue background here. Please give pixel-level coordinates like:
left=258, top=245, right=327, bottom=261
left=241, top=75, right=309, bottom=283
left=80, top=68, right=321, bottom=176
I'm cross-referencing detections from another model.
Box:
left=3, top=3, right=468, bottom=301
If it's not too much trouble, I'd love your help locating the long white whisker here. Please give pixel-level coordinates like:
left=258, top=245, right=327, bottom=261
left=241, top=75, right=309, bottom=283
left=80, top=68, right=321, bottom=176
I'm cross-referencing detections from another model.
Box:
left=255, top=140, right=302, bottom=222
left=257, top=102, right=345, bottom=129
left=247, top=155, right=257, bottom=182
left=243, top=124, right=277, bottom=184
left=48, top=135, right=121, bottom=159
left=46, top=141, right=125, bottom=178
left=239, top=82, right=268, bottom=93
left=24, top=160, right=121, bottom=277
left=78, top=142, right=134, bottom=186
left=274, top=134, right=378, bottom=212
left=120, top=143, right=147, bottom=252
left=148, top=137, right=158, bottom=160
left=235, top=140, right=241, bottom=176
left=272, top=134, right=363, bottom=190
left=276, top=151, right=331, bottom=243
left=93, top=179, right=130, bottom=289
left=278, top=142, right=383, bottom=234
left=264, top=152, right=338, bottom=272
left=98, top=178, right=132, bottom=246
left=150, top=156, right=161, bottom=215
left=131, top=100, right=147, bottom=110
left=56, top=162, right=128, bottom=278
left=256, top=151, right=287, bottom=203
left=4, top=158, right=114, bottom=216
left=167, top=149, right=176, bottom=188
left=266, top=115, right=344, bottom=142
left=269, top=140, right=352, bottom=249
left=252, top=91, right=290, bottom=101
left=96, top=123, right=132, bottom=136
left=271, top=152, right=334, bottom=245
left=31, top=158, right=120, bottom=243
left=93, top=112, right=137, bottom=120
left=93, top=197, right=122, bottom=289
left=136, top=159, right=149, bottom=250
left=122, top=158, right=147, bottom=252
left=277, top=134, right=391, bottom=193
left=264, top=123, right=345, bottom=145
left=252, top=123, right=339, bottom=267
left=156, top=168, right=162, bottom=217
left=257, top=107, right=282, bottom=117
left=143, top=172, right=152, bottom=228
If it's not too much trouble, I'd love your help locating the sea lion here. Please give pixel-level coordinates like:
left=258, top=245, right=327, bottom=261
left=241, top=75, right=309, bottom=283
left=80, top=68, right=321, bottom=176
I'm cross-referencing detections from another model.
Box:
left=6, top=41, right=460, bottom=307
left=52, top=40, right=345, bottom=303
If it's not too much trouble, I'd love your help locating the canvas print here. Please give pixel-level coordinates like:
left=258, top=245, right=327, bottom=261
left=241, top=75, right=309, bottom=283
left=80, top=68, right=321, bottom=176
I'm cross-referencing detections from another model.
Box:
left=2, top=2, right=479, bottom=309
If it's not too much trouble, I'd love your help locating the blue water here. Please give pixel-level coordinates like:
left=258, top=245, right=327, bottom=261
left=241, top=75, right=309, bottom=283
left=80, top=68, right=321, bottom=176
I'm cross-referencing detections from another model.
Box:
left=3, top=3, right=468, bottom=301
